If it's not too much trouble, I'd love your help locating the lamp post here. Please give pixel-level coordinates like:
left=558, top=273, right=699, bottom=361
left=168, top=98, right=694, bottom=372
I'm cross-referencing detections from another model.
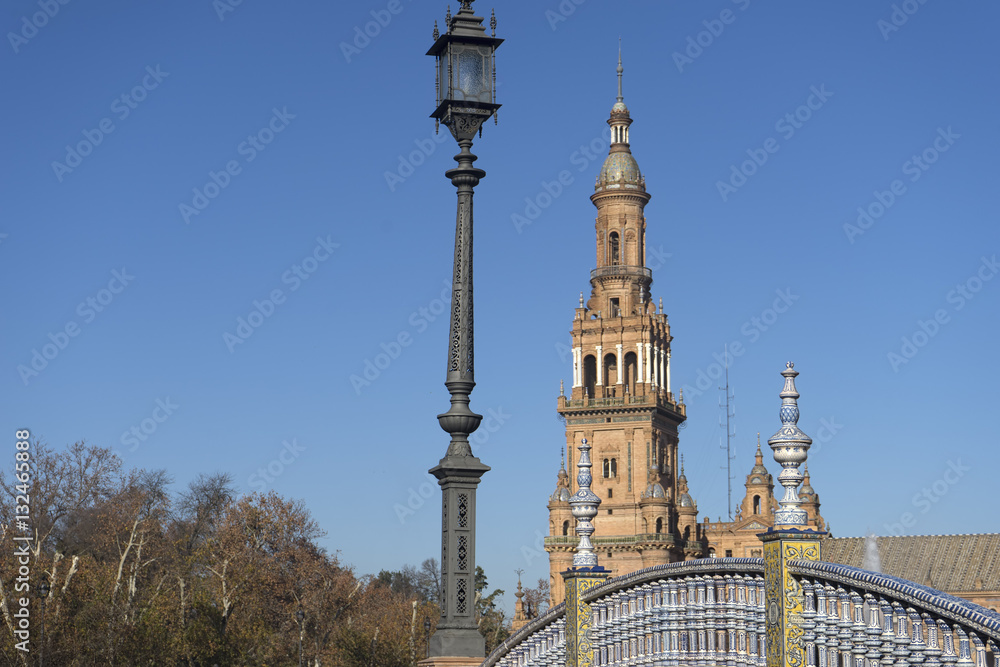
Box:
left=425, top=0, right=502, bottom=660
left=37, top=577, right=49, bottom=667
left=295, top=608, right=304, bottom=667
left=423, top=618, right=431, bottom=658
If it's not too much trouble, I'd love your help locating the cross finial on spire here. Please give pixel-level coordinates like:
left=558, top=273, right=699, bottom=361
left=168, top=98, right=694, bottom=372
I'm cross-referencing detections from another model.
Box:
left=616, top=39, right=624, bottom=104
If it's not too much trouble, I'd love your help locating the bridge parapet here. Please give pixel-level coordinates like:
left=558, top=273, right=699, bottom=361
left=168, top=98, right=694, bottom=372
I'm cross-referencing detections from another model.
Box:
left=482, top=603, right=566, bottom=667
left=582, top=558, right=766, bottom=667
left=788, top=560, right=1000, bottom=667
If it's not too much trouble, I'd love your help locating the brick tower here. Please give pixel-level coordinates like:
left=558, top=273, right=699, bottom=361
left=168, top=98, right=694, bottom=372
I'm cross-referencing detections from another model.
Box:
left=545, top=53, right=698, bottom=605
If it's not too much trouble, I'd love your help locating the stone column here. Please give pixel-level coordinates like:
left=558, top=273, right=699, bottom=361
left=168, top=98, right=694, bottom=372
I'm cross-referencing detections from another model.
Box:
left=644, top=342, right=652, bottom=384
left=636, top=343, right=644, bottom=387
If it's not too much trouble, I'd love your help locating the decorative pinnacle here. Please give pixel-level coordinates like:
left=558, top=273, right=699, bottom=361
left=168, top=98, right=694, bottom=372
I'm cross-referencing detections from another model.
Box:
left=616, top=40, right=624, bottom=104
left=433, top=20, right=439, bottom=40
left=767, top=362, right=813, bottom=528
left=490, top=8, right=496, bottom=37
left=579, top=291, right=584, bottom=308
left=568, top=438, right=601, bottom=567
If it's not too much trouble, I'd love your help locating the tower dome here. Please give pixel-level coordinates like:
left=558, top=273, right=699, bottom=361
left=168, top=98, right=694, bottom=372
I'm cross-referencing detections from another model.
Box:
left=594, top=49, right=646, bottom=194
left=750, top=436, right=769, bottom=476
left=550, top=448, right=571, bottom=502
left=800, top=464, right=817, bottom=501
left=597, top=152, right=643, bottom=191
left=677, top=457, right=696, bottom=507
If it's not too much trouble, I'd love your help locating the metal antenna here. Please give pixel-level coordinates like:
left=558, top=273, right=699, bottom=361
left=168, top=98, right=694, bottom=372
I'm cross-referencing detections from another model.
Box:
left=719, top=343, right=736, bottom=520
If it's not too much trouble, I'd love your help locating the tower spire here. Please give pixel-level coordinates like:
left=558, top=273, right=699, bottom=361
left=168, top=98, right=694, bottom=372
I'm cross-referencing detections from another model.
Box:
left=616, top=39, right=624, bottom=104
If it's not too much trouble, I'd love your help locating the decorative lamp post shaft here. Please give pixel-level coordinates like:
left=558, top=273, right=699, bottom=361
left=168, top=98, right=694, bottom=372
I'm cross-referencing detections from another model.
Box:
left=425, top=0, right=501, bottom=659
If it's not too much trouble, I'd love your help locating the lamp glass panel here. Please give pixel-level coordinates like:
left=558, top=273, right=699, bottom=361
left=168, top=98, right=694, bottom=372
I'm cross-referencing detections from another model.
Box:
left=438, top=54, right=449, bottom=106
left=457, top=47, right=485, bottom=101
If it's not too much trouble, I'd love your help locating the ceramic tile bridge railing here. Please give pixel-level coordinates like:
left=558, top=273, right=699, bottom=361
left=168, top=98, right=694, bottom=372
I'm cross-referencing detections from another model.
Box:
left=479, top=558, right=1000, bottom=667
left=788, top=560, right=1000, bottom=667
left=482, top=603, right=566, bottom=667
left=482, top=558, right=766, bottom=667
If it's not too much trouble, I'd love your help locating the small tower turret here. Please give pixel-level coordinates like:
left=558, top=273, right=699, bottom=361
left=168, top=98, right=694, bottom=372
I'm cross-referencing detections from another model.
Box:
left=739, top=434, right=776, bottom=521
left=676, top=457, right=701, bottom=560
left=511, top=573, right=529, bottom=632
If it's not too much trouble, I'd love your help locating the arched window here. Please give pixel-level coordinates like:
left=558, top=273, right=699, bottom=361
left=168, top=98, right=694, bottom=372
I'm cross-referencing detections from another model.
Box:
left=655, top=517, right=663, bottom=534
left=604, top=353, right=618, bottom=387
left=610, top=458, right=618, bottom=478
left=583, top=355, right=597, bottom=398
left=562, top=520, right=570, bottom=536
left=753, top=495, right=761, bottom=515
left=623, top=352, right=637, bottom=395
left=609, top=232, right=620, bottom=265
left=603, top=459, right=610, bottom=478
left=709, top=548, right=717, bottom=558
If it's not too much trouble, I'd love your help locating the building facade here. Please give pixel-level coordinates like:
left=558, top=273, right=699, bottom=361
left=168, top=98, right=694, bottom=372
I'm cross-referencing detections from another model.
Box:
left=542, top=59, right=826, bottom=606
left=543, top=58, right=996, bottom=613
left=545, top=60, right=699, bottom=605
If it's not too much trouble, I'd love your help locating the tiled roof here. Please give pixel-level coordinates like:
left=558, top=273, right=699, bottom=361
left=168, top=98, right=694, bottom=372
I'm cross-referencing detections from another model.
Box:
left=824, top=534, right=1000, bottom=593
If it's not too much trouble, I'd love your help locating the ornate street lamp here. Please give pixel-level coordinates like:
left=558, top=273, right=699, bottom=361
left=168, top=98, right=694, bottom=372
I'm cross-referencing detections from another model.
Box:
left=425, top=0, right=501, bottom=659
left=423, top=617, right=431, bottom=658
left=37, top=577, right=49, bottom=667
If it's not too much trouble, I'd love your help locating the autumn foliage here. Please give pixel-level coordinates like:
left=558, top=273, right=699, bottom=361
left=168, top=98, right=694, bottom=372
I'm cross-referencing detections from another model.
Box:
left=0, top=441, right=441, bottom=666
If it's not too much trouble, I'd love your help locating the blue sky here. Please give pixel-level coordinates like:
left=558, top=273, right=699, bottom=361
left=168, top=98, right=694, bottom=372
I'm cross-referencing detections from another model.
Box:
left=2, top=0, right=998, bottom=614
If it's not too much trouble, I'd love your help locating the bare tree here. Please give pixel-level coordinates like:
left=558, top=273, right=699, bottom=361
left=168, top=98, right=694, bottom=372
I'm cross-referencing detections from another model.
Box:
left=416, top=557, right=441, bottom=604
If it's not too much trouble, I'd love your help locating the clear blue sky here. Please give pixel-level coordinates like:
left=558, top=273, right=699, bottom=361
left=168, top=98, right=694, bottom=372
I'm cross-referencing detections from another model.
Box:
left=3, top=1, right=998, bottom=614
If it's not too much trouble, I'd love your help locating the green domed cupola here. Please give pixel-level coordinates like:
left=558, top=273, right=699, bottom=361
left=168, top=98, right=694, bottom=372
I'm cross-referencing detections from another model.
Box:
left=595, top=48, right=646, bottom=194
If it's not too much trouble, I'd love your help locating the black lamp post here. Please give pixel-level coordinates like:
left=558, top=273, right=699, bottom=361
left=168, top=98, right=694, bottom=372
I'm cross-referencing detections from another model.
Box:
left=423, top=618, right=431, bottom=658
left=425, top=0, right=502, bottom=659
left=295, top=608, right=304, bottom=667
left=37, top=577, right=49, bottom=667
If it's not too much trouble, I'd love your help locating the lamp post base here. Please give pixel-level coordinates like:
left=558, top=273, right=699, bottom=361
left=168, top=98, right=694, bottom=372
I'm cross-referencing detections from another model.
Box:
left=418, top=656, right=485, bottom=667
left=428, top=626, right=485, bottom=660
